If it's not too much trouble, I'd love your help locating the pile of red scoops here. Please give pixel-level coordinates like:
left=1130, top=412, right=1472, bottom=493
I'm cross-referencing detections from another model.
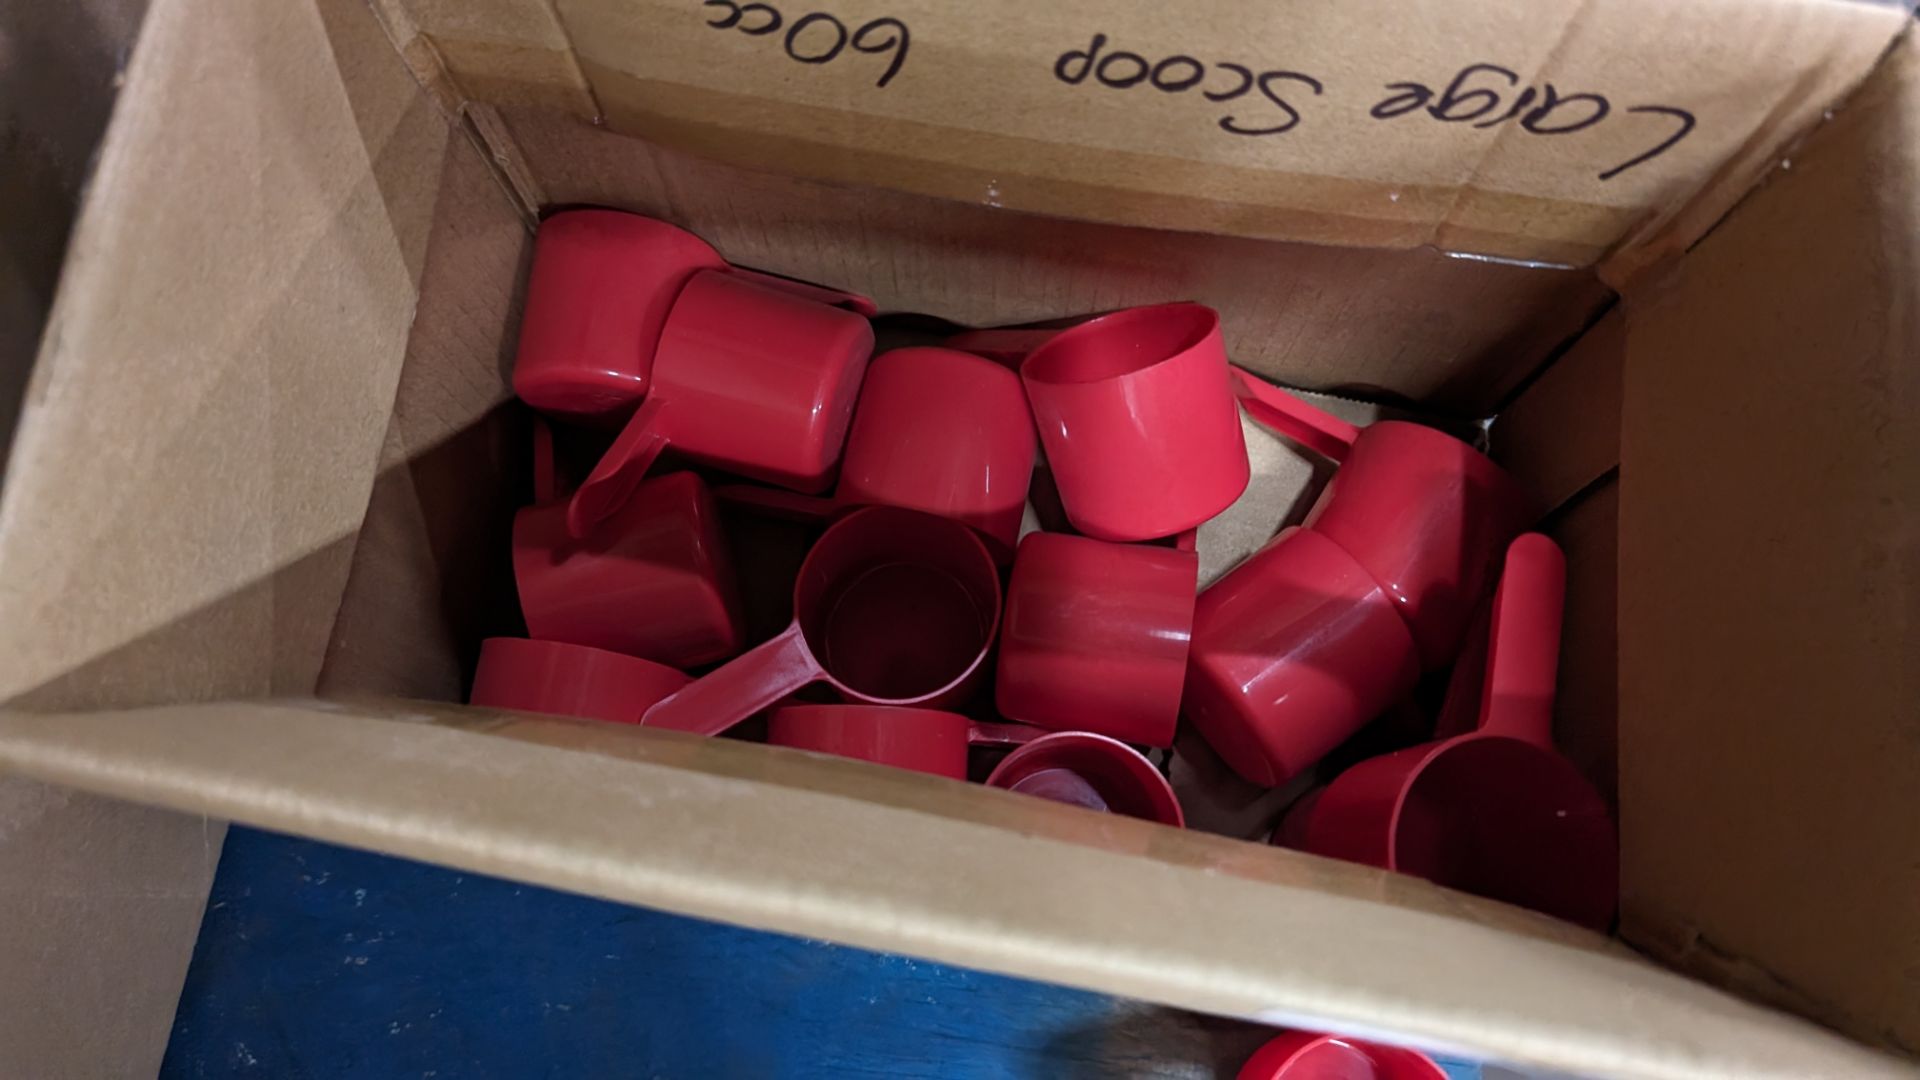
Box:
left=473, top=209, right=1618, bottom=931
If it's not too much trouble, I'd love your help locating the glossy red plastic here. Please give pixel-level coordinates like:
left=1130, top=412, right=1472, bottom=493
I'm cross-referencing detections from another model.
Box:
left=985, top=731, right=1183, bottom=826
left=1183, top=527, right=1422, bottom=787
left=767, top=705, right=1042, bottom=779
left=1431, top=599, right=1494, bottom=741
left=1234, top=368, right=1537, bottom=669
left=1237, top=1030, right=1446, bottom=1080
left=717, top=347, right=1037, bottom=559
left=514, top=470, right=744, bottom=668
left=469, top=637, right=690, bottom=725
left=566, top=268, right=877, bottom=536
left=1282, top=534, right=1618, bottom=930
left=1021, top=303, right=1249, bottom=541
left=769, top=705, right=971, bottom=778
left=641, top=506, right=1002, bottom=738
left=512, top=210, right=725, bottom=420
left=513, top=211, right=878, bottom=424
left=995, top=531, right=1197, bottom=747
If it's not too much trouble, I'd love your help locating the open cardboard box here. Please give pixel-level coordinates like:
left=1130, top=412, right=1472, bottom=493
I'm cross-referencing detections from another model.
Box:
left=1, top=0, right=1915, bottom=1075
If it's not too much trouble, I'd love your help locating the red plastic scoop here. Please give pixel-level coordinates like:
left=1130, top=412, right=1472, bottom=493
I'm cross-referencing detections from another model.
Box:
left=640, top=506, right=1002, bottom=738
left=1238, top=1030, right=1445, bottom=1080
left=767, top=705, right=1040, bottom=779
left=564, top=268, right=876, bottom=538
left=985, top=731, right=1183, bottom=827
left=714, top=347, right=1037, bottom=560
left=1231, top=367, right=1536, bottom=671
left=1280, top=533, right=1618, bottom=930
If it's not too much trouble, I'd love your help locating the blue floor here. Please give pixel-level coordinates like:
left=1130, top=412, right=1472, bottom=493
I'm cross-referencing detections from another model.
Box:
left=165, top=828, right=1479, bottom=1078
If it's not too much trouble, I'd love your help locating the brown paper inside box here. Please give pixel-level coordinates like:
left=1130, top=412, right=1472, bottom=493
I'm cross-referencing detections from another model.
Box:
left=0, top=0, right=1915, bottom=1076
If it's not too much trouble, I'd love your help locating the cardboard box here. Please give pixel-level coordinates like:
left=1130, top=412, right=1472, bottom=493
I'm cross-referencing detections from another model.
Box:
left=1, top=0, right=1914, bottom=1075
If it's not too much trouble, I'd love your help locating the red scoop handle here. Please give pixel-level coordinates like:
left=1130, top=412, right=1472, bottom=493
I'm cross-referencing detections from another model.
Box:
left=641, top=623, right=823, bottom=738
left=567, top=395, right=672, bottom=538
left=1230, top=366, right=1361, bottom=463
left=1475, top=533, right=1567, bottom=748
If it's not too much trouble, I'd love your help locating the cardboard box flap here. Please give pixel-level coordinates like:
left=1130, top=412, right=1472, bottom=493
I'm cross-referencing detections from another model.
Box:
left=377, top=0, right=1903, bottom=274
left=0, top=0, right=452, bottom=711
left=0, top=699, right=1909, bottom=1079
left=1618, top=27, right=1920, bottom=1055
left=0, top=0, right=460, bottom=1074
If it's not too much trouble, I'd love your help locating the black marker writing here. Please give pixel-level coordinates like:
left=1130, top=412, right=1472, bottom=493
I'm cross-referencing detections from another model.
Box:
left=1054, top=34, right=1319, bottom=138
left=702, top=0, right=910, bottom=88
left=1368, top=61, right=1694, bottom=179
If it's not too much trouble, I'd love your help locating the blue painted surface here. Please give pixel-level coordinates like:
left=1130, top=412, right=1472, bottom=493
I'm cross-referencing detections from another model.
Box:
left=165, top=827, right=1480, bottom=1079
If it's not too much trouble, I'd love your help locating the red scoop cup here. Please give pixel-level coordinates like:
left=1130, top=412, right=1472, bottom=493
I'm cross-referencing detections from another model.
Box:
left=1278, top=534, right=1618, bottom=931
left=995, top=532, right=1196, bottom=748
left=1021, top=303, right=1249, bottom=542
left=513, top=210, right=875, bottom=423
left=1183, top=527, right=1421, bottom=787
left=768, top=705, right=1040, bottom=779
left=469, top=638, right=690, bottom=725
left=566, top=268, right=877, bottom=537
left=642, top=507, right=1003, bottom=738
left=1238, top=1030, right=1446, bottom=1080
left=985, top=732, right=1183, bottom=827
left=514, top=470, right=743, bottom=669
left=718, top=347, right=1037, bottom=560
left=1233, top=368, right=1537, bottom=669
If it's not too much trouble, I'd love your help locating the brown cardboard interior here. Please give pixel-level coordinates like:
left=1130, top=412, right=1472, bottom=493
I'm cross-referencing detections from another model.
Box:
left=0, top=0, right=1915, bottom=1076
left=376, top=0, right=1908, bottom=276
left=1617, top=27, right=1920, bottom=1053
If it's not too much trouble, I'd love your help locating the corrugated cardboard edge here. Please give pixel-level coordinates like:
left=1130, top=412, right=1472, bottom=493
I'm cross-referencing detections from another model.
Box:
left=364, top=0, right=601, bottom=120
left=1600, top=16, right=1917, bottom=287
left=361, top=0, right=556, bottom=219
left=0, top=698, right=1912, bottom=1080
left=1618, top=25, right=1920, bottom=1055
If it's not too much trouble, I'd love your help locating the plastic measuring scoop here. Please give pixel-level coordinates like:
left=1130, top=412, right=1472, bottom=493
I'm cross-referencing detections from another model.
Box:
left=1237, top=1030, right=1446, bottom=1080
left=985, top=731, right=1184, bottom=827
left=1183, top=525, right=1421, bottom=787
left=1230, top=366, right=1537, bottom=671
left=564, top=268, right=877, bottom=538
left=1021, top=303, right=1249, bottom=542
left=768, top=705, right=1041, bottom=779
left=1279, top=533, right=1618, bottom=930
left=714, top=346, right=1037, bottom=560
left=995, top=530, right=1198, bottom=748
left=640, top=506, right=1002, bottom=738
left=514, top=209, right=878, bottom=423
left=515, top=470, right=744, bottom=669
left=469, top=638, right=689, bottom=726
left=1007, top=768, right=1110, bottom=812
